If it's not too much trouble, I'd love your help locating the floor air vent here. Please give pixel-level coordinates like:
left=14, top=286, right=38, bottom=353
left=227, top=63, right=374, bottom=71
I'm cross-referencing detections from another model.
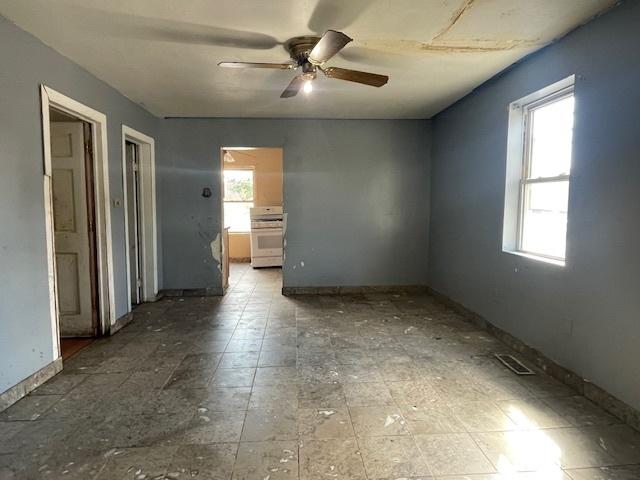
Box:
left=495, top=353, right=535, bottom=375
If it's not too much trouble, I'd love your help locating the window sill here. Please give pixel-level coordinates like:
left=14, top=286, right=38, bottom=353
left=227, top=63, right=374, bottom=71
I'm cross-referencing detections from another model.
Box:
left=503, top=249, right=566, bottom=267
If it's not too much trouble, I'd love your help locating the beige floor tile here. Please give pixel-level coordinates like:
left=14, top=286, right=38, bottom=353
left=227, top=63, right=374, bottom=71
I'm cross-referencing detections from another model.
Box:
left=343, top=382, right=395, bottom=407
left=182, top=410, right=246, bottom=444
left=451, top=400, right=518, bottom=432
left=299, top=438, right=366, bottom=480
left=414, top=432, right=495, bottom=476
left=167, top=443, right=237, bottom=479
left=497, top=398, right=571, bottom=429
left=297, top=382, right=346, bottom=408
left=473, top=429, right=566, bottom=472
left=298, top=408, right=355, bottom=439
left=565, top=465, right=640, bottom=479
left=359, top=435, right=432, bottom=479
left=249, top=385, right=299, bottom=409
left=241, top=408, right=298, bottom=441
left=95, top=446, right=178, bottom=480
left=542, top=396, right=621, bottom=427
left=199, top=387, right=252, bottom=412
left=349, top=405, right=410, bottom=436
left=401, top=403, right=466, bottom=434
left=233, top=441, right=298, bottom=480
left=210, top=368, right=256, bottom=388
left=387, top=381, right=440, bottom=407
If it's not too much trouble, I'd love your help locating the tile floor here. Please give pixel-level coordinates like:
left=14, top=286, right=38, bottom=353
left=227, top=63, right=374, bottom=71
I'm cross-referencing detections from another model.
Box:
left=1, top=264, right=639, bottom=479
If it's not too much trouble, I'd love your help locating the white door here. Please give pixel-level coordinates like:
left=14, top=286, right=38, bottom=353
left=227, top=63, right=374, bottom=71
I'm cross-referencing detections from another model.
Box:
left=51, top=122, right=94, bottom=336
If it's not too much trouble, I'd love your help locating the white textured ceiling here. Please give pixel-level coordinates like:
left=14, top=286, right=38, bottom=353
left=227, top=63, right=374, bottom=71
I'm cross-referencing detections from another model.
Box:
left=0, top=0, right=617, bottom=118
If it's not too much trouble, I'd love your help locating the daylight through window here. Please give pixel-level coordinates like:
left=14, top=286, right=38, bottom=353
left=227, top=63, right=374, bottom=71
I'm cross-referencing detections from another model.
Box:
left=224, top=169, right=254, bottom=232
left=518, top=90, right=575, bottom=260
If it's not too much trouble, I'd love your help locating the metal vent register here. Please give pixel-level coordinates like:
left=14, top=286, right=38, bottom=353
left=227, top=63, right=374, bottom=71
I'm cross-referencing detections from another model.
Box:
left=495, top=353, right=535, bottom=375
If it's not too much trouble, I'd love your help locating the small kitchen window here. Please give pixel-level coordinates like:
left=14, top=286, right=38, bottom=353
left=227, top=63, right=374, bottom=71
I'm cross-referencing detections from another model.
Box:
left=503, top=76, right=575, bottom=264
left=223, top=169, right=254, bottom=233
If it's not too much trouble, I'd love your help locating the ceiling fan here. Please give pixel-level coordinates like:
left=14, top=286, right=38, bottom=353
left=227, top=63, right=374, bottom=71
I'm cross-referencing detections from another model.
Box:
left=218, top=30, right=389, bottom=98
left=222, top=148, right=258, bottom=163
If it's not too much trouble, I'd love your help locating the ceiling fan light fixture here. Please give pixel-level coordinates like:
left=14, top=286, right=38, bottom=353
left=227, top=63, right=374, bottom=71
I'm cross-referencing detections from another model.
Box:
left=303, top=80, right=313, bottom=94
left=223, top=150, right=236, bottom=163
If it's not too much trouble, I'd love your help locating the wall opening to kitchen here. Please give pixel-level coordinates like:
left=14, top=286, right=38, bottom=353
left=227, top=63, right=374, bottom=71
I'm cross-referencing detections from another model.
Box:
left=220, top=147, right=284, bottom=292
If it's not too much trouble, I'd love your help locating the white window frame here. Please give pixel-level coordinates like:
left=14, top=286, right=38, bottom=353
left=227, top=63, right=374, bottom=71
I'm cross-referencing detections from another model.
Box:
left=223, top=167, right=255, bottom=233
left=502, top=75, right=575, bottom=266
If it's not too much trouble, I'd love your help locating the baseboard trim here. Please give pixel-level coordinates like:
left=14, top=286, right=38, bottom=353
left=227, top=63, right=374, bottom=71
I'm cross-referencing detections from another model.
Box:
left=0, top=357, right=62, bottom=412
left=426, top=286, right=640, bottom=432
left=282, top=285, right=429, bottom=296
left=160, top=287, right=224, bottom=297
left=108, top=311, right=134, bottom=335
left=230, top=257, right=251, bottom=263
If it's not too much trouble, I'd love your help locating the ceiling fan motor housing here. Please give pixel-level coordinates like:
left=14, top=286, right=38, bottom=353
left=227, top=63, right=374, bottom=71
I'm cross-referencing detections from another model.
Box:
left=285, top=36, right=321, bottom=65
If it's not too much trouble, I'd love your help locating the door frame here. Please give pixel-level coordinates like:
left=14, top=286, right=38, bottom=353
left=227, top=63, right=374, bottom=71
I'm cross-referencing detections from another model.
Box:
left=40, top=85, right=115, bottom=359
left=121, top=125, right=158, bottom=307
left=219, top=147, right=285, bottom=291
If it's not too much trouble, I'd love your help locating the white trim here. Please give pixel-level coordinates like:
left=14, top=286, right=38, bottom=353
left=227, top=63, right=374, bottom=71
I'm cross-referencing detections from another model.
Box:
left=121, top=125, right=158, bottom=307
left=503, top=249, right=566, bottom=267
left=40, top=90, right=60, bottom=359
left=502, top=75, right=575, bottom=265
left=0, top=358, right=63, bottom=412
left=40, top=85, right=115, bottom=350
left=510, top=75, right=575, bottom=110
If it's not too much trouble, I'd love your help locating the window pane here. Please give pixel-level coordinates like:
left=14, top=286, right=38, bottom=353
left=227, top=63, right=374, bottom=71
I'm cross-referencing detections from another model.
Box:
left=224, top=201, right=253, bottom=232
left=521, top=181, right=569, bottom=259
left=528, top=95, right=574, bottom=178
left=224, top=170, right=254, bottom=201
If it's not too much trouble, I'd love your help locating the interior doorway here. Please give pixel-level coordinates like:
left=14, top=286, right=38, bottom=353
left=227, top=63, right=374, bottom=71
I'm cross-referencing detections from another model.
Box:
left=49, top=107, right=99, bottom=356
left=121, top=125, right=159, bottom=309
left=41, top=85, right=115, bottom=361
left=220, top=147, right=284, bottom=292
left=125, top=141, right=143, bottom=305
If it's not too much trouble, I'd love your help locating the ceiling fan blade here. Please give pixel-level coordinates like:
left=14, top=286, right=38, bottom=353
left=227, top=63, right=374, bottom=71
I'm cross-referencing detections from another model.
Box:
left=281, top=76, right=305, bottom=98
left=139, top=25, right=279, bottom=49
left=322, top=67, right=389, bottom=87
left=308, top=0, right=371, bottom=33
left=308, top=30, right=352, bottom=65
left=58, top=5, right=280, bottom=49
left=218, top=62, right=295, bottom=69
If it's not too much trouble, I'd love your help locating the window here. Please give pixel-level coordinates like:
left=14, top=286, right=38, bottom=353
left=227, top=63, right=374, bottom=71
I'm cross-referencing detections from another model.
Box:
left=223, top=169, right=254, bottom=232
left=503, top=76, right=575, bottom=264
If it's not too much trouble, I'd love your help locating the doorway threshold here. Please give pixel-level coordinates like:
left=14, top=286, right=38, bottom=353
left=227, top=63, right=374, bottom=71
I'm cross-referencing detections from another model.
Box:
left=60, top=338, right=94, bottom=360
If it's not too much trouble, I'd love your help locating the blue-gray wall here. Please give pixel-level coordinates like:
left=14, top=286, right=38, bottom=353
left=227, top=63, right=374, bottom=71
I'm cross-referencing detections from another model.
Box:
left=0, top=11, right=431, bottom=399
left=0, top=15, right=161, bottom=393
left=428, top=1, right=640, bottom=410
left=160, top=119, right=431, bottom=290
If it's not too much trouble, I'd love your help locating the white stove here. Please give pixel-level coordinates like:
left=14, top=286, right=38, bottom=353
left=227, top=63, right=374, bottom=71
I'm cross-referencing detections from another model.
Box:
left=250, top=206, right=283, bottom=268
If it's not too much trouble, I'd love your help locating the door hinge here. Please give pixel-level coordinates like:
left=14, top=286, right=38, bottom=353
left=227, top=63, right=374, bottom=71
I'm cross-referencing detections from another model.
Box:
left=136, top=278, right=142, bottom=288
left=132, top=160, right=139, bottom=172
